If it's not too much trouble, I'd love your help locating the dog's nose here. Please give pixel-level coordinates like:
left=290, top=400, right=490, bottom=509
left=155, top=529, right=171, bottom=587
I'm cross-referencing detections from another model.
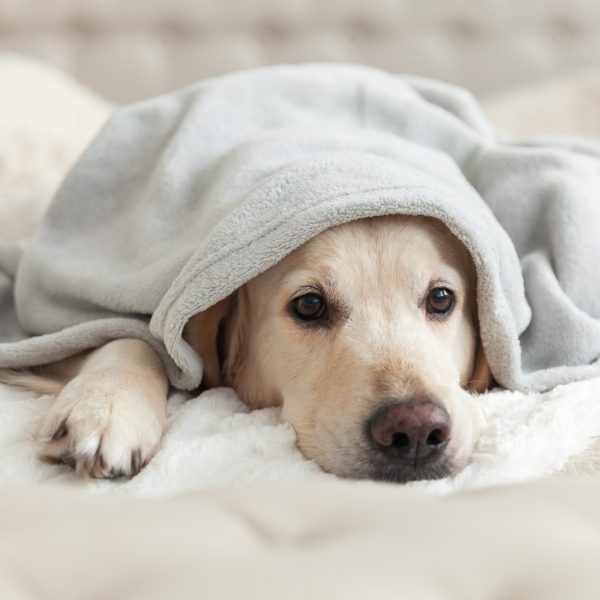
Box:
left=368, top=398, right=451, bottom=463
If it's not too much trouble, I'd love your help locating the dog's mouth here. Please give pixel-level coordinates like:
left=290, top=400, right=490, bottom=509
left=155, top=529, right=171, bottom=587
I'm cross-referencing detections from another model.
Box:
left=363, top=456, right=455, bottom=483
left=302, top=439, right=458, bottom=483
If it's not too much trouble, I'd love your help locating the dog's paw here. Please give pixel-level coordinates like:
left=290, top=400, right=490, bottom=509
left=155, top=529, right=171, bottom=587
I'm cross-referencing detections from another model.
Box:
left=38, top=369, right=166, bottom=479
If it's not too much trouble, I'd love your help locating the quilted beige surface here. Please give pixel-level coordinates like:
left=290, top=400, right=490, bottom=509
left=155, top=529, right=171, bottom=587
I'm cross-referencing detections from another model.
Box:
left=1, top=0, right=599, bottom=101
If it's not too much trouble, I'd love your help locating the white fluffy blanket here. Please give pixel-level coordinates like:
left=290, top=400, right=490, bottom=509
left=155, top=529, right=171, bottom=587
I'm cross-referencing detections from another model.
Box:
left=1, top=379, right=600, bottom=496
left=1, top=55, right=600, bottom=496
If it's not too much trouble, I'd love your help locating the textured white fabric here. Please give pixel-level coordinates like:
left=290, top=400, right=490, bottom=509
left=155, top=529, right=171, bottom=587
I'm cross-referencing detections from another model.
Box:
left=2, top=377, right=600, bottom=495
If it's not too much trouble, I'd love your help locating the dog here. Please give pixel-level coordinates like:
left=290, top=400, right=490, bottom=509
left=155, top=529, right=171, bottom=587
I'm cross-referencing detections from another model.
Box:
left=3, top=214, right=491, bottom=482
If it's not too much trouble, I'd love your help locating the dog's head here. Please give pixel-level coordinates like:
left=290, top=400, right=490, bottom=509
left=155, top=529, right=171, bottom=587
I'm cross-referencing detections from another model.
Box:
left=185, top=216, right=491, bottom=482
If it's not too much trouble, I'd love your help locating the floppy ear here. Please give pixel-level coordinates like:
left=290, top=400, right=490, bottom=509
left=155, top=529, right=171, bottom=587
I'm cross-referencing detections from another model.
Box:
left=466, top=338, right=493, bottom=393
left=464, top=255, right=493, bottom=394
left=221, top=286, right=251, bottom=387
left=182, top=287, right=249, bottom=390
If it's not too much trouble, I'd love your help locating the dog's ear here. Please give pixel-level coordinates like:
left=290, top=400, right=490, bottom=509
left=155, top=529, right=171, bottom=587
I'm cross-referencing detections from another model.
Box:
left=464, top=257, right=493, bottom=393
left=183, top=298, right=229, bottom=388
left=466, top=338, right=493, bottom=393
left=220, top=286, right=250, bottom=387
left=183, top=287, right=249, bottom=389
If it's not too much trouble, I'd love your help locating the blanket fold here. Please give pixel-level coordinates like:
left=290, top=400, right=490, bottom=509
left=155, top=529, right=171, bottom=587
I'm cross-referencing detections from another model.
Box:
left=0, top=64, right=599, bottom=391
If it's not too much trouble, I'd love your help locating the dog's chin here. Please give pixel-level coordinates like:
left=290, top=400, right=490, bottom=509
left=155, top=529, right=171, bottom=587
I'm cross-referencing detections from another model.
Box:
left=363, top=458, right=456, bottom=483
left=359, top=445, right=474, bottom=483
left=302, top=444, right=465, bottom=483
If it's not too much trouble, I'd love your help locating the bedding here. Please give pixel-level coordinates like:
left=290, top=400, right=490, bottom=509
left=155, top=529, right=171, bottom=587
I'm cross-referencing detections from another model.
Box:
left=1, top=376, right=600, bottom=494
left=0, top=55, right=599, bottom=492
left=1, top=63, right=600, bottom=393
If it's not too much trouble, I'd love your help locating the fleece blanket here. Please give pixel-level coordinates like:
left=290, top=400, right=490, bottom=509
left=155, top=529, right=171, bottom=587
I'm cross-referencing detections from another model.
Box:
left=0, top=63, right=599, bottom=392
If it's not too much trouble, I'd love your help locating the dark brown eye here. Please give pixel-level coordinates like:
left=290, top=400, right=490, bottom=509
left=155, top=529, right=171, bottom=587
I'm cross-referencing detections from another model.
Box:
left=292, top=293, right=327, bottom=321
left=426, top=287, right=455, bottom=317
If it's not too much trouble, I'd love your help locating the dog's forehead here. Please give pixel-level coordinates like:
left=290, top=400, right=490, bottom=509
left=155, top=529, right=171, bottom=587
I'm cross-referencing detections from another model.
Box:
left=301, top=216, right=460, bottom=278
left=261, top=215, right=471, bottom=304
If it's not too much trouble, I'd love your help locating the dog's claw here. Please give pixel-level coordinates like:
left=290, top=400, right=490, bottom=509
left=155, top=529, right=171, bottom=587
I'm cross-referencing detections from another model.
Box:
left=41, top=441, right=149, bottom=479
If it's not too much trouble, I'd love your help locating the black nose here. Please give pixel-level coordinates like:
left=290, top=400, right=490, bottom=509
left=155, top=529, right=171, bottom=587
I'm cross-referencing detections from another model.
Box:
left=368, top=398, right=451, bottom=464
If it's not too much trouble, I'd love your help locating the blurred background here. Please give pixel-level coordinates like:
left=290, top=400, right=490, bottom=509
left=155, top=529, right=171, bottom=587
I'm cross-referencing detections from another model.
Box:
left=1, top=0, right=599, bottom=102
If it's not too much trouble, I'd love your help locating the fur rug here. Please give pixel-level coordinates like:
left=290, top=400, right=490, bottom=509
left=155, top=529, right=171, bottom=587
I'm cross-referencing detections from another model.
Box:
left=1, top=54, right=600, bottom=496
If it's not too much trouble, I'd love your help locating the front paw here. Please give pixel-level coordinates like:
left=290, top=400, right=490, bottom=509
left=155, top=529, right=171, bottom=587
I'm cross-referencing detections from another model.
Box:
left=39, top=369, right=166, bottom=478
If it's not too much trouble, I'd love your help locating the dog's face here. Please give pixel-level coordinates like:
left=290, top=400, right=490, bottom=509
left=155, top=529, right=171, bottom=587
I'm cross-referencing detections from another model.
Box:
left=185, top=216, right=491, bottom=482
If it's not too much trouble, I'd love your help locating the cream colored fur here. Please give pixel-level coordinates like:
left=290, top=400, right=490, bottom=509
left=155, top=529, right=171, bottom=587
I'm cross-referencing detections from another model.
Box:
left=31, top=340, right=168, bottom=478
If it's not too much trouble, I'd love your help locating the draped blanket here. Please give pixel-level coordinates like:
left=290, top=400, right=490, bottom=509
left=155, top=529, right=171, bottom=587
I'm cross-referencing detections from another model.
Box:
left=1, top=64, right=599, bottom=391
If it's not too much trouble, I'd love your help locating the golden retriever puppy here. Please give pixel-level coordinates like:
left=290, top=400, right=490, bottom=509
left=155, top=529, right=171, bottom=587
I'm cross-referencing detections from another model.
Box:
left=10, top=215, right=491, bottom=482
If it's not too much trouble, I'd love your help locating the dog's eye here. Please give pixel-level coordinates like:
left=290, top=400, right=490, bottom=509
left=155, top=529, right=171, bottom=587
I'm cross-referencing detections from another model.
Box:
left=292, top=293, right=327, bottom=320
left=426, top=287, right=455, bottom=317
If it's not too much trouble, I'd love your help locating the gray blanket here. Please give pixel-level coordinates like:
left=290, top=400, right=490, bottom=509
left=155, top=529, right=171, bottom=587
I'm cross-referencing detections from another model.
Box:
left=1, top=64, right=599, bottom=392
